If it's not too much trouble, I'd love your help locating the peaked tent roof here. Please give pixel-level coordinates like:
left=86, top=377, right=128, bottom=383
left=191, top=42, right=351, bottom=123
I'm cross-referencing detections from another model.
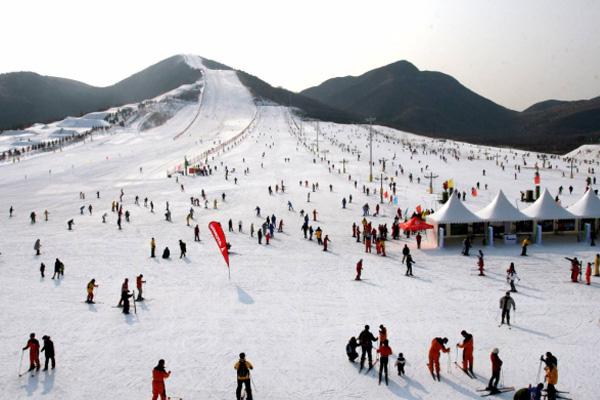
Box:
left=476, top=190, right=530, bottom=222
left=522, top=189, right=575, bottom=220
left=567, top=189, right=600, bottom=218
left=427, top=192, right=481, bottom=224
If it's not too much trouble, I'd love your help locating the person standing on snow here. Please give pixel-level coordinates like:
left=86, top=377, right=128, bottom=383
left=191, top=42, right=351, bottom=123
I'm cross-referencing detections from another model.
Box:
left=118, top=279, right=129, bottom=307
left=377, top=339, right=393, bottom=386
left=521, top=237, right=530, bottom=256
left=358, top=325, right=378, bottom=371
left=86, top=279, right=98, bottom=303
left=136, top=274, right=146, bottom=301
left=346, top=337, right=359, bottom=362
left=428, top=337, right=450, bottom=381
left=457, top=330, right=474, bottom=375
left=122, top=290, right=134, bottom=314
left=405, top=254, right=415, bottom=276
left=499, top=291, right=516, bottom=326
left=22, top=333, right=40, bottom=371
left=323, top=235, right=330, bottom=251
left=41, top=335, right=55, bottom=370
left=150, top=238, right=156, bottom=258
left=416, top=233, right=422, bottom=249
left=544, top=362, right=559, bottom=400
left=402, top=244, right=410, bottom=264
left=40, top=262, right=45, bottom=278
left=179, top=240, right=187, bottom=258
left=395, top=353, right=406, bottom=376
left=355, top=259, right=363, bottom=281
left=486, top=348, right=502, bottom=393
left=152, top=359, right=171, bottom=400
left=34, top=239, right=41, bottom=255
left=234, top=352, right=254, bottom=400
left=565, top=257, right=580, bottom=282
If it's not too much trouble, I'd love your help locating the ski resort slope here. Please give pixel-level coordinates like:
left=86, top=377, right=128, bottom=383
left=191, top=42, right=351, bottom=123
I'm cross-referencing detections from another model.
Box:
left=1, top=60, right=599, bottom=400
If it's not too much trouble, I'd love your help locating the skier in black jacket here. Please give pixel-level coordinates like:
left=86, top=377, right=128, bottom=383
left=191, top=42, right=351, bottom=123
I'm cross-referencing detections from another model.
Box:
left=41, top=335, right=55, bottom=370
left=179, top=240, right=187, bottom=258
left=346, top=337, right=359, bottom=362
left=358, top=325, right=378, bottom=371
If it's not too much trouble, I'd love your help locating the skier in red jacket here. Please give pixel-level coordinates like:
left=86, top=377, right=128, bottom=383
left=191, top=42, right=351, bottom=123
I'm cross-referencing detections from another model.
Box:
left=428, top=337, right=450, bottom=380
left=377, top=339, right=393, bottom=385
left=355, top=259, right=363, bottom=280
left=152, top=359, right=171, bottom=400
left=22, top=333, right=40, bottom=371
left=487, top=348, right=503, bottom=393
left=457, top=330, right=474, bottom=375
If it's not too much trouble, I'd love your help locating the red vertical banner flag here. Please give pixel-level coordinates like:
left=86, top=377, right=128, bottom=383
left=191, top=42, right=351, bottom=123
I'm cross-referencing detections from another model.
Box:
left=209, top=221, right=230, bottom=268
left=534, top=174, right=540, bottom=185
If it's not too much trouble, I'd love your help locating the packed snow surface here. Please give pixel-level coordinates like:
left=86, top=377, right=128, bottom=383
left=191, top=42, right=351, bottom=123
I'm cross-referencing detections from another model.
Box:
left=0, top=57, right=599, bottom=400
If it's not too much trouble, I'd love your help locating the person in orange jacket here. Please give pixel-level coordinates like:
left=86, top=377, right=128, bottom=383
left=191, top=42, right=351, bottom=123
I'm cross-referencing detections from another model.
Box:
left=377, top=339, right=393, bottom=385
left=355, top=259, right=363, bottom=281
left=152, top=359, right=171, bottom=400
left=457, top=330, right=474, bottom=375
left=22, top=333, right=40, bottom=371
left=379, top=325, right=388, bottom=343
left=544, top=363, right=559, bottom=400
left=585, top=262, right=592, bottom=285
left=428, top=337, right=450, bottom=380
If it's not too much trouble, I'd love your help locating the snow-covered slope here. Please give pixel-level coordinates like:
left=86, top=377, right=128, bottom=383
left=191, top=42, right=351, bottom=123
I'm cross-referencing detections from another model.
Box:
left=0, top=58, right=599, bottom=400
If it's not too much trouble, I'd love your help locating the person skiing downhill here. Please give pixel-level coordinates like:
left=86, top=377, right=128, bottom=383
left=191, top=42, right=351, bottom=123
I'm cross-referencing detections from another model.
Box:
left=507, top=267, right=520, bottom=292
left=41, top=335, right=55, bottom=370
left=457, top=330, right=474, bottom=375
left=428, top=337, right=450, bottom=381
left=86, top=279, right=98, bottom=303
left=486, top=348, right=503, bottom=393
left=234, top=352, right=254, bottom=400
left=152, top=359, right=171, bottom=400
left=358, top=325, right=378, bottom=371
left=22, top=333, right=40, bottom=371
left=499, top=291, right=516, bottom=326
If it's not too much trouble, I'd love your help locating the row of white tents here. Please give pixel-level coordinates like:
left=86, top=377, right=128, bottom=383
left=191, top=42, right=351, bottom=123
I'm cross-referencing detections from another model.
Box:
left=427, top=188, right=600, bottom=246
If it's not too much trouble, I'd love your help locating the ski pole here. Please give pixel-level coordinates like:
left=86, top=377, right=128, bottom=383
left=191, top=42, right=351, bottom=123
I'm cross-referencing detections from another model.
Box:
left=447, top=352, right=451, bottom=373
left=17, top=350, right=24, bottom=377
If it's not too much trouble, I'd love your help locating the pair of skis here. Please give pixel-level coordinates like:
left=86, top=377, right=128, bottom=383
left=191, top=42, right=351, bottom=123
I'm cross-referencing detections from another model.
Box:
left=454, top=362, right=476, bottom=379
left=476, top=387, right=514, bottom=397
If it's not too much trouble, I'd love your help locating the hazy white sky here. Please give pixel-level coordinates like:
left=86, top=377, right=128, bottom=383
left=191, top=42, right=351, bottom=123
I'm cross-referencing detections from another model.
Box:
left=2, top=0, right=599, bottom=110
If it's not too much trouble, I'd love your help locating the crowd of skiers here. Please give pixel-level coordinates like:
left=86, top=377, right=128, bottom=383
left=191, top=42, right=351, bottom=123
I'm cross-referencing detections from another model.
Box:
left=345, top=325, right=562, bottom=398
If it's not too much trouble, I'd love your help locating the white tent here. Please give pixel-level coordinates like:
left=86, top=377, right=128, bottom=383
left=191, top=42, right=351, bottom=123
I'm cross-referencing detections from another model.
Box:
left=476, top=190, right=530, bottom=222
left=428, top=192, right=481, bottom=224
left=567, top=189, right=600, bottom=218
left=522, top=189, right=575, bottom=220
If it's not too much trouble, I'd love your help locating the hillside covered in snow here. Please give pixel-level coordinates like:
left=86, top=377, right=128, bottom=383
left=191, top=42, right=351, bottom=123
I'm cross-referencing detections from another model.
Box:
left=0, top=55, right=599, bottom=400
